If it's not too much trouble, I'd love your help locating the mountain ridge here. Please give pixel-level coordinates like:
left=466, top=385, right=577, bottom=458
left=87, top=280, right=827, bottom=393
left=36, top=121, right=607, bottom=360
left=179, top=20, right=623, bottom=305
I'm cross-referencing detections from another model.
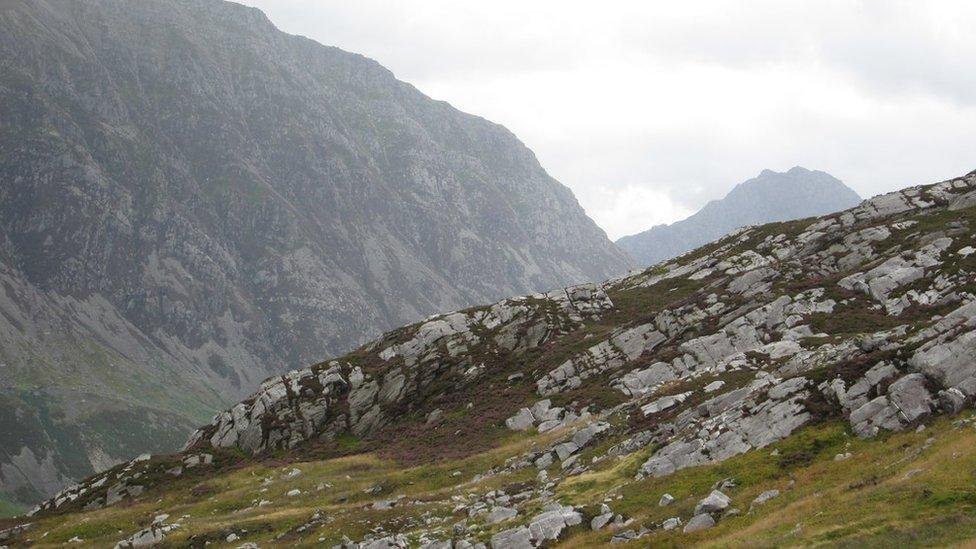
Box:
left=617, top=167, right=862, bottom=265
left=0, top=0, right=629, bottom=505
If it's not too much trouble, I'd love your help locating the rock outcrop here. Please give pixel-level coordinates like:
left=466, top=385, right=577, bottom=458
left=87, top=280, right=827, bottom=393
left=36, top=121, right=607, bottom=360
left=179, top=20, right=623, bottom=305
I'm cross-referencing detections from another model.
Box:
left=186, top=285, right=614, bottom=454
left=174, top=169, right=976, bottom=478
left=24, top=169, right=976, bottom=549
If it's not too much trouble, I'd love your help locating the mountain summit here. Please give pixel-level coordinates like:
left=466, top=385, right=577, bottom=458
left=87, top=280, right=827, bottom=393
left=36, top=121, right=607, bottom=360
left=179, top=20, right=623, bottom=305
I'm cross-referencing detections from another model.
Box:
left=617, top=167, right=862, bottom=265
left=0, top=0, right=629, bottom=505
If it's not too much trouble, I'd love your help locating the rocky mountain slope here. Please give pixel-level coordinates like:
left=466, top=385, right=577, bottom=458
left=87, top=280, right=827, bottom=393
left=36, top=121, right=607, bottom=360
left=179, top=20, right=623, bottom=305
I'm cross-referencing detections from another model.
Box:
left=8, top=169, right=976, bottom=547
left=617, top=167, right=862, bottom=265
left=0, top=0, right=630, bottom=506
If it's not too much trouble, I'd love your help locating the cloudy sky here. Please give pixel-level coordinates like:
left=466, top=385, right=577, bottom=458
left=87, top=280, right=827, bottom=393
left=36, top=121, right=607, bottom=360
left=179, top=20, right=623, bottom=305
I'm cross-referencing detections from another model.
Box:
left=239, top=0, right=976, bottom=239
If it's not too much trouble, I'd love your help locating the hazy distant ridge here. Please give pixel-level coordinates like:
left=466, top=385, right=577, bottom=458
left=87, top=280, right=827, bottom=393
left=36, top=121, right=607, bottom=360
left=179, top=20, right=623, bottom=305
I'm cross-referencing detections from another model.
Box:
left=617, top=167, right=862, bottom=265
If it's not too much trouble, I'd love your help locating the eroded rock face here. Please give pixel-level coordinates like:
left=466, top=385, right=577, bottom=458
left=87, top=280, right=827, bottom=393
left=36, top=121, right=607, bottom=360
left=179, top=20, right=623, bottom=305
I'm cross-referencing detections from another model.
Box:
left=0, top=0, right=631, bottom=503
left=638, top=374, right=812, bottom=479
left=536, top=323, right=666, bottom=396
left=848, top=373, right=934, bottom=438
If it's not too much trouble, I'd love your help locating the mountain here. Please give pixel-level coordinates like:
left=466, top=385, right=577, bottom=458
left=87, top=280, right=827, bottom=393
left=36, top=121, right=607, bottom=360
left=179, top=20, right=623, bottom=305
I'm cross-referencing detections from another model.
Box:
left=617, top=167, right=862, bottom=266
left=13, top=170, right=976, bottom=547
left=0, top=0, right=630, bottom=506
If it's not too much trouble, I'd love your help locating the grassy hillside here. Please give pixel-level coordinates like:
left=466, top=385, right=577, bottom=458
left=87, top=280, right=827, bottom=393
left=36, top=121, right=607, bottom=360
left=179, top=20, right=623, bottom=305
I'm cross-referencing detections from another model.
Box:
left=5, top=170, right=976, bottom=547
left=5, top=414, right=976, bottom=546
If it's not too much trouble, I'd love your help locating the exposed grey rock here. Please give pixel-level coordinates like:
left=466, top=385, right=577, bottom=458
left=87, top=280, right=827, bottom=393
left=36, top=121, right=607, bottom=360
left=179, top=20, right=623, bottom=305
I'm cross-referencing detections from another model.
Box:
left=505, top=409, right=536, bottom=432
left=712, top=478, right=737, bottom=491
left=571, top=422, right=610, bottom=448
left=490, top=526, right=532, bottom=549
left=360, top=535, right=410, bottom=549
left=0, top=523, right=32, bottom=544
left=638, top=375, right=811, bottom=479
left=591, top=512, right=613, bottom=530
left=610, top=530, right=639, bottom=543
left=185, top=285, right=614, bottom=457
left=839, top=238, right=952, bottom=311
left=938, top=388, right=969, bottom=414
left=617, top=362, right=678, bottom=397
left=114, top=523, right=178, bottom=548
left=751, top=489, right=780, bottom=507
left=850, top=373, right=934, bottom=437
left=887, top=374, right=934, bottom=424
left=948, top=190, right=976, bottom=211
left=182, top=454, right=212, bottom=468
left=425, top=409, right=444, bottom=425
left=827, top=362, right=899, bottom=412
left=420, top=542, right=454, bottom=549
left=909, top=302, right=976, bottom=396
left=768, top=377, right=808, bottom=400
left=850, top=397, right=903, bottom=438
left=683, top=513, right=717, bottom=533
left=704, top=380, right=726, bottom=393
left=662, top=517, right=682, bottom=530
left=658, top=493, right=675, bottom=506
left=641, top=392, right=692, bottom=416
left=694, top=490, right=731, bottom=515
left=486, top=506, right=518, bottom=525
left=530, top=400, right=552, bottom=421
left=537, top=323, right=665, bottom=395
left=553, top=442, right=580, bottom=462
left=528, top=505, right=583, bottom=542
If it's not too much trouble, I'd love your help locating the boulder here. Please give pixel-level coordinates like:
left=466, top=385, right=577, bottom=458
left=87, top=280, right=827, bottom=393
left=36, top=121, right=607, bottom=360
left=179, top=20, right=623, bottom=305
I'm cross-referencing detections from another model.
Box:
left=591, top=512, right=613, bottom=530
left=571, top=422, right=610, bottom=448
left=887, top=373, right=933, bottom=424
left=490, top=526, right=532, bottom=549
left=751, top=489, right=780, bottom=507
left=938, top=388, right=968, bottom=414
left=662, top=517, right=682, bottom=530
left=505, top=409, right=535, bottom=431
left=528, top=505, right=582, bottom=542
left=683, top=513, right=716, bottom=533
left=694, top=490, right=731, bottom=515
left=486, top=506, right=518, bottom=525
left=553, top=442, right=580, bottom=462
left=704, top=380, right=726, bottom=393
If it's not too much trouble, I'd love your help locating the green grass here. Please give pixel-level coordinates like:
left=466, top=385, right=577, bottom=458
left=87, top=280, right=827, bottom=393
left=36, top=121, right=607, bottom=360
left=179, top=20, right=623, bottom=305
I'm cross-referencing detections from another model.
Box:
left=0, top=496, right=25, bottom=518
left=12, top=413, right=976, bottom=548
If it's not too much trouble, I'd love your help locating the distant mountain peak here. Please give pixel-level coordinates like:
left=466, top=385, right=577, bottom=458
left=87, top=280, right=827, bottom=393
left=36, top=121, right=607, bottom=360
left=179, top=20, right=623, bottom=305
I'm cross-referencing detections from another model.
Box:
left=617, top=168, right=862, bottom=266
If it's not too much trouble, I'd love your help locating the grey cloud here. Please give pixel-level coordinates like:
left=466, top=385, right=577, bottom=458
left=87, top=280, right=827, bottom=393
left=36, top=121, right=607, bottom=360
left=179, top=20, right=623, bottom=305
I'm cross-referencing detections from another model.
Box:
left=236, top=0, right=976, bottom=237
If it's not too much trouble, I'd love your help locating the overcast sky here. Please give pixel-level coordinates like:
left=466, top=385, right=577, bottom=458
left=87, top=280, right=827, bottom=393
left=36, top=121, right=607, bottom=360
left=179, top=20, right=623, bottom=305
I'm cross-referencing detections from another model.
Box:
left=239, top=0, right=976, bottom=239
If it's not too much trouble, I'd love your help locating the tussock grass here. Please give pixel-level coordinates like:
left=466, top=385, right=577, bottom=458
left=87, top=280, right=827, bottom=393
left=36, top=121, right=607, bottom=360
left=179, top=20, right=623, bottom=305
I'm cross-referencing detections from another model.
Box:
left=20, top=413, right=976, bottom=547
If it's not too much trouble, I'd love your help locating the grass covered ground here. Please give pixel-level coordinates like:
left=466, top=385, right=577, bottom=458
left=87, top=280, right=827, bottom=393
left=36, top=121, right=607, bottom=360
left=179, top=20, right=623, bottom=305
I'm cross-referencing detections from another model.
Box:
left=0, top=497, right=25, bottom=519
left=10, top=410, right=976, bottom=547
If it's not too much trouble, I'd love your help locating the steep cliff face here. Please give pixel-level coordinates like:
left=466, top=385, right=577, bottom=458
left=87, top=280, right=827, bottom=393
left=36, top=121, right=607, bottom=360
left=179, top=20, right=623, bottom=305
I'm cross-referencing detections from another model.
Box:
left=19, top=170, right=976, bottom=548
left=0, top=0, right=629, bottom=503
left=617, top=167, right=862, bottom=266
